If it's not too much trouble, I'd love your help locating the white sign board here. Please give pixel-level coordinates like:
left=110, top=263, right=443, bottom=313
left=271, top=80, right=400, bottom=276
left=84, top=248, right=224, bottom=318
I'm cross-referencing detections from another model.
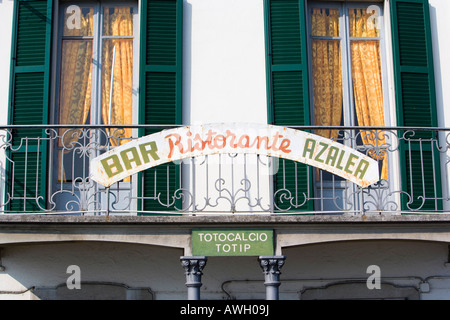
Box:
left=90, top=123, right=380, bottom=187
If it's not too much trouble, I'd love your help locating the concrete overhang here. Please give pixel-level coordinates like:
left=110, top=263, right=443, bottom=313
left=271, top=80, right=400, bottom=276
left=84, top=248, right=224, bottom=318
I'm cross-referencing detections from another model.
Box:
left=1, top=214, right=450, bottom=255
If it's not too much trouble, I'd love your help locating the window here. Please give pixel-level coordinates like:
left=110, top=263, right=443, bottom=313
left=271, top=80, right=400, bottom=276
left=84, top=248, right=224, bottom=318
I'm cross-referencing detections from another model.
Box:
left=307, top=2, right=389, bottom=211
left=309, top=3, right=388, bottom=181
left=8, top=0, right=183, bottom=214
left=49, top=2, right=138, bottom=212
left=55, top=2, right=137, bottom=183
left=264, top=0, right=441, bottom=213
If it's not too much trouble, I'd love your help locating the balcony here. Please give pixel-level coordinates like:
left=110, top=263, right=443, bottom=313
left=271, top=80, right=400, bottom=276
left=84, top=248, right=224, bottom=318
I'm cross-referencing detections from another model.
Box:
left=0, top=124, right=448, bottom=216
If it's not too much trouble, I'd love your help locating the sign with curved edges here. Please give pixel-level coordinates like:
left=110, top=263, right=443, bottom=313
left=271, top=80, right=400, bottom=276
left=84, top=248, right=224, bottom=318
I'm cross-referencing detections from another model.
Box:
left=90, top=123, right=380, bottom=188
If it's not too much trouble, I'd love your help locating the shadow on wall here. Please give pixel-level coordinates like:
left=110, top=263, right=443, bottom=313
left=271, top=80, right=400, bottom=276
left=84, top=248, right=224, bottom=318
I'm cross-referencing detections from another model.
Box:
left=0, top=241, right=184, bottom=300
left=428, top=4, right=450, bottom=210
left=33, top=281, right=154, bottom=300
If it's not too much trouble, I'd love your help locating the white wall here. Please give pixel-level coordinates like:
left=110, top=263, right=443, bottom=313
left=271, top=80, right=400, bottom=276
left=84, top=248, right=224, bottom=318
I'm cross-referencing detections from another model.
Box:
left=183, top=0, right=268, bottom=126
left=2, top=240, right=450, bottom=300
left=429, top=0, right=450, bottom=207
left=179, top=0, right=450, bottom=130
left=1, top=0, right=450, bottom=301
left=1, top=0, right=268, bottom=126
left=429, top=0, right=450, bottom=129
left=182, top=0, right=271, bottom=213
left=0, top=0, right=270, bottom=127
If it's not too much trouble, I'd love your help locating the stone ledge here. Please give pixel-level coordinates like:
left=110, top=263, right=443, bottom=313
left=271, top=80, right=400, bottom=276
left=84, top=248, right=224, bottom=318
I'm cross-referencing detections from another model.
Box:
left=1, top=214, right=450, bottom=248
left=1, top=213, right=450, bottom=225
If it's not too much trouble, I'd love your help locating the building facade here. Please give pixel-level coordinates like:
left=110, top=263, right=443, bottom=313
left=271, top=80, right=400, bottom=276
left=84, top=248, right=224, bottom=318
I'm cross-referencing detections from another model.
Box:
left=1, top=0, right=450, bottom=300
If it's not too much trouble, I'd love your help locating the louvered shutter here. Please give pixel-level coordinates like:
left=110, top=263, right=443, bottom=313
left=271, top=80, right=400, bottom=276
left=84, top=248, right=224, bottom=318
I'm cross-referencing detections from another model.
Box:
left=7, top=0, right=52, bottom=212
left=390, top=0, right=442, bottom=211
left=265, top=0, right=313, bottom=211
left=138, top=0, right=182, bottom=214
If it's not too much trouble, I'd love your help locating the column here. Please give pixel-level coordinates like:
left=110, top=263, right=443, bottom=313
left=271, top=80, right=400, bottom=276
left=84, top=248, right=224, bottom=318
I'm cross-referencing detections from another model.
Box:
left=180, top=256, right=208, bottom=300
left=258, top=256, right=286, bottom=300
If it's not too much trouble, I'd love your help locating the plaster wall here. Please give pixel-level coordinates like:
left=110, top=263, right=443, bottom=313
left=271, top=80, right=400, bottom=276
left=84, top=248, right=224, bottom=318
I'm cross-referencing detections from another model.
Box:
left=1, top=240, right=450, bottom=299
left=429, top=0, right=450, bottom=207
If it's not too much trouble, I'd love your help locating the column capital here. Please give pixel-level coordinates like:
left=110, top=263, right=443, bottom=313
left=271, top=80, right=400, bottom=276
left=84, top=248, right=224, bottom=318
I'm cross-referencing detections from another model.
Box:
left=180, top=256, right=208, bottom=300
left=258, top=256, right=286, bottom=300
left=258, top=256, right=286, bottom=276
left=180, top=256, right=208, bottom=277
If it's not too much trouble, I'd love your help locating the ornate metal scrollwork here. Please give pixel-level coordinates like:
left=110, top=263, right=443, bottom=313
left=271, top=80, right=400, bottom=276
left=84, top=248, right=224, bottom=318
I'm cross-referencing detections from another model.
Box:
left=0, top=126, right=448, bottom=215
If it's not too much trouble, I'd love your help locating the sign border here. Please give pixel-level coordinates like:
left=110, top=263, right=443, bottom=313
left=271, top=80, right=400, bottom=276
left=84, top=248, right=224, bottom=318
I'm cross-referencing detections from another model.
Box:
left=191, top=228, right=275, bottom=257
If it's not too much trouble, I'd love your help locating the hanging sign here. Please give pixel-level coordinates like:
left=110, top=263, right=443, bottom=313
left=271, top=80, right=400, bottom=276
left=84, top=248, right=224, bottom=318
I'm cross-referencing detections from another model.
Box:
left=192, top=229, right=274, bottom=256
left=90, top=123, right=380, bottom=187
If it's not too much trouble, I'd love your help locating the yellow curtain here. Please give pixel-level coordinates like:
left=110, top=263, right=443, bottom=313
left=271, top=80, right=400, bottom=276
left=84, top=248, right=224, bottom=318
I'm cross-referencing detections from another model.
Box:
left=349, top=9, right=388, bottom=180
left=101, top=7, right=133, bottom=147
left=58, top=7, right=134, bottom=182
left=58, top=8, right=94, bottom=182
left=311, top=8, right=343, bottom=141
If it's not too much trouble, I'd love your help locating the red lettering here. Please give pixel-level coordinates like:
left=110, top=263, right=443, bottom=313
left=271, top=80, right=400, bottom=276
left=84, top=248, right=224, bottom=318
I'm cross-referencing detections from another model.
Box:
left=279, top=139, right=291, bottom=153
left=213, top=134, right=226, bottom=149
left=248, top=136, right=270, bottom=150
left=186, top=131, right=193, bottom=152
left=225, top=130, right=237, bottom=148
left=271, top=132, right=282, bottom=151
left=205, top=130, right=216, bottom=149
left=165, top=133, right=184, bottom=158
left=238, top=135, right=250, bottom=148
left=165, top=129, right=292, bottom=158
left=192, top=133, right=207, bottom=152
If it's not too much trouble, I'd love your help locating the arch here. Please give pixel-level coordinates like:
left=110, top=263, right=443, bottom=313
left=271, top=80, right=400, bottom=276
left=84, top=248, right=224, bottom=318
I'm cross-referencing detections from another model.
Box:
left=276, top=229, right=450, bottom=253
left=300, top=281, right=420, bottom=300
left=32, top=281, right=155, bottom=300
left=0, top=231, right=191, bottom=252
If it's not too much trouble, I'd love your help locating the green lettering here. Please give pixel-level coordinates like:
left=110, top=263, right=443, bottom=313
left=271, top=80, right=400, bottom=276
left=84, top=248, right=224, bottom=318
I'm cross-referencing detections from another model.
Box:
left=314, top=142, right=329, bottom=163
left=344, top=154, right=359, bottom=174
left=303, top=138, right=316, bottom=159
left=139, top=141, right=160, bottom=163
left=325, top=146, right=339, bottom=167
left=101, top=155, right=124, bottom=178
left=354, top=159, right=370, bottom=179
left=336, top=150, right=345, bottom=170
left=120, top=147, right=142, bottom=170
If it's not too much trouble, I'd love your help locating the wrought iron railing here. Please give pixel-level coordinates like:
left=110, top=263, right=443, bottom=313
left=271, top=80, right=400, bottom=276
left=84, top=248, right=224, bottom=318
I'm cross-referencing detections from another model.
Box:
left=0, top=125, right=448, bottom=215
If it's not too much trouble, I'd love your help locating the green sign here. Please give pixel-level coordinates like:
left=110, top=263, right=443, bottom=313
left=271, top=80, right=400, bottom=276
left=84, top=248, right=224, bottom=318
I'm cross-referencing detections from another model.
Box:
left=192, top=229, right=274, bottom=256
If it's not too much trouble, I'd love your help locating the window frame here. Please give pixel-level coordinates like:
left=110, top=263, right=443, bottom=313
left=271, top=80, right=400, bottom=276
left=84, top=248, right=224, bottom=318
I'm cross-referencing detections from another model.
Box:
left=53, top=1, right=139, bottom=128
left=305, top=1, right=395, bottom=211
left=306, top=1, right=391, bottom=132
left=264, top=0, right=441, bottom=214
left=49, top=0, right=140, bottom=212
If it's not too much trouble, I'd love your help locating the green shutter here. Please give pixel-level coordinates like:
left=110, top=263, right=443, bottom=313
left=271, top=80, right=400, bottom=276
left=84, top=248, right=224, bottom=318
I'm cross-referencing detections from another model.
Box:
left=7, top=0, right=52, bottom=212
left=265, top=0, right=313, bottom=212
left=390, top=0, right=442, bottom=211
left=138, top=0, right=182, bottom=214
